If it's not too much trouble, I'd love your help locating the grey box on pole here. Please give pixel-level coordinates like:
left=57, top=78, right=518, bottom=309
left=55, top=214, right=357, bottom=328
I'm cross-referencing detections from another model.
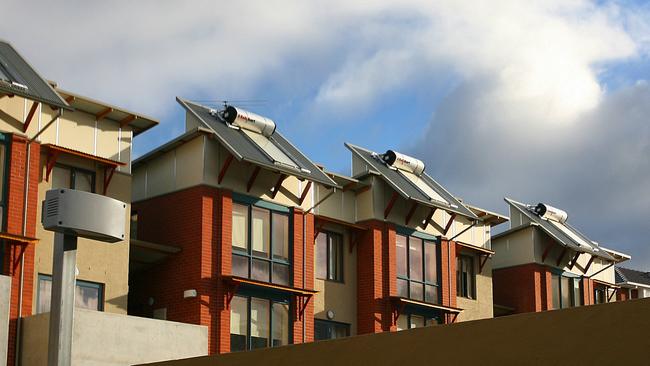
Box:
left=41, top=189, right=127, bottom=243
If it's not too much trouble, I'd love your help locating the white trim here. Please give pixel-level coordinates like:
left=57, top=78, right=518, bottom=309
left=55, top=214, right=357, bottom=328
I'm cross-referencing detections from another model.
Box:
left=117, top=127, right=122, bottom=172
left=37, top=102, right=42, bottom=131
left=93, top=119, right=98, bottom=155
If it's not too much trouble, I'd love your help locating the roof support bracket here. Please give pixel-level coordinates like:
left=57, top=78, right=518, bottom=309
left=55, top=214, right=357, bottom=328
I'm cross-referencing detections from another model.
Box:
left=405, top=201, right=418, bottom=226
left=556, top=247, right=568, bottom=267
left=271, top=174, right=287, bottom=199
left=421, top=207, right=438, bottom=230
left=297, top=294, right=313, bottom=320
left=119, top=114, right=136, bottom=128
left=349, top=231, right=359, bottom=254
left=95, top=107, right=113, bottom=121
left=383, top=191, right=399, bottom=219
left=443, top=213, right=457, bottom=236
left=541, top=239, right=555, bottom=263
left=608, top=288, right=617, bottom=302
left=246, top=166, right=261, bottom=192
left=23, top=101, right=39, bottom=132
left=568, top=252, right=581, bottom=271
left=479, top=254, right=490, bottom=273
left=354, top=185, right=371, bottom=196
left=45, top=150, right=62, bottom=182
left=217, top=154, right=233, bottom=184
left=298, top=181, right=312, bottom=205
left=584, top=255, right=596, bottom=273
left=103, top=165, right=116, bottom=195
left=391, top=299, right=407, bottom=325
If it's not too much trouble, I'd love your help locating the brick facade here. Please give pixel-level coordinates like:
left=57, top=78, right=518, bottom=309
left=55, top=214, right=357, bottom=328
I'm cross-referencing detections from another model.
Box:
left=130, top=186, right=315, bottom=354
left=493, top=263, right=551, bottom=313
left=2, top=135, right=40, bottom=366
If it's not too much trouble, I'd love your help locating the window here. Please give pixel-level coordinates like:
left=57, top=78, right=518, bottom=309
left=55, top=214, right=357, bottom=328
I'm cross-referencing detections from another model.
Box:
left=0, top=133, right=9, bottom=230
left=130, top=212, right=138, bottom=239
left=315, top=231, right=343, bottom=282
left=314, top=319, right=350, bottom=340
left=594, top=286, right=607, bottom=304
left=457, top=255, right=475, bottom=299
left=396, top=313, right=440, bottom=331
left=37, top=274, right=104, bottom=313
left=52, top=165, right=96, bottom=193
left=230, top=295, right=290, bottom=352
left=232, top=203, right=290, bottom=286
left=396, top=234, right=440, bottom=304
left=550, top=273, right=582, bottom=309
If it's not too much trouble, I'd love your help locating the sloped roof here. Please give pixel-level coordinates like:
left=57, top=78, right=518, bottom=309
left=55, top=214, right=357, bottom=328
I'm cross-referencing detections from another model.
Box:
left=177, top=98, right=338, bottom=188
left=345, top=143, right=477, bottom=219
left=616, top=267, right=650, bottom=287
left=505, top=198, right=616, bottom=261
left=0, top=40, right=70, bottom=110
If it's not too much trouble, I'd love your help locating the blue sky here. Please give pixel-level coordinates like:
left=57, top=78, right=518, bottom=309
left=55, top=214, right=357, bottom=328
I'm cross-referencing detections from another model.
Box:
left=2, top=0, right=649, bottom=267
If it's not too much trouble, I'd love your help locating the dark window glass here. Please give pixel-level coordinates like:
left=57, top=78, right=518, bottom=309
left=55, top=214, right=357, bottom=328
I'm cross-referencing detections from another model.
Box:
left=553, top=274, right=582, bottom=309
left=408, top=238, right=423, bottom=281
left=396, top=234, right=440, bottom=304
left=52, top=165, right=96, bottom=193
left=456, top=255, right=475, bottom=299
left=230, top=296, right=248, bottom=352
left=396, top=235, right=407, bottom=277
left=551, top=274, right=560, bottom=310
left=230, top=295, right=289, bottom=352
left=396, top=314, right=440, bottom=331
left=315, top=231, right=343, bottom=282
left=314, top=320, right=350, bottom=340
left=37, top=274, right=103, bottom=313
left=272, top=263, right=290, bottom=286
left=251, top=259, right=270, bottom=282
left=250, top=298, right=270, bottom=349
left=0, top=140, right=7, bottom=230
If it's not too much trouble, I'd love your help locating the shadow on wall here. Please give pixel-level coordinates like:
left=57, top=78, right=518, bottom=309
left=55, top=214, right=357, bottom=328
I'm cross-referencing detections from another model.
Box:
left=105, top=294, right=128, bottom=313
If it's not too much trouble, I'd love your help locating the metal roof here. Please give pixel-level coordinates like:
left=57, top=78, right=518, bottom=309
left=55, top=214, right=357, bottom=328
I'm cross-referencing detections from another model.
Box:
left=505, top=197, right=615, bottom=261
left=0, top=40, right=70, bottom=110
left=177, top=97, right=339, bottom=188
left=615, top=267, right=650, bottom=287
left=345, top=143, right=477, bottom=219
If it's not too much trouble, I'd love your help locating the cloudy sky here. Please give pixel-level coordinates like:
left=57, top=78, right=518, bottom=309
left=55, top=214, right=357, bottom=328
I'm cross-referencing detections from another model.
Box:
left=2, top=0, right=649, bottom=267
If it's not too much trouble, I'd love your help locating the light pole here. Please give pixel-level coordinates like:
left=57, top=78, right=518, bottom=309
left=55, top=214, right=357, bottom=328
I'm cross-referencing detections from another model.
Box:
left=41, top=189, right=126, bottom=366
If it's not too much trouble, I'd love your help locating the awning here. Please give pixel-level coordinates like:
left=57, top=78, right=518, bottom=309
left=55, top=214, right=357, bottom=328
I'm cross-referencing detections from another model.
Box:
left=315, top=215, right=368, bottom=231
left=456, top=241, right=495, bottom=256
left=0, top=232, right=39, bottom=245
left=129, top=239, right=181, bottom=274
left=390, top=296, right=463, bottom=314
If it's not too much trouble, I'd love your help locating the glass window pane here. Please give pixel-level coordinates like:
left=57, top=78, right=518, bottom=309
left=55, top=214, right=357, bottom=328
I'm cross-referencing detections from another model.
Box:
left=230, top=296, right=248, bottom=352
left=252, top=207, right=270, bottom=258
left=332, top=323, right=348, bottom=338
left=561, top=276, right=571, bottom=309
left=0, top=144, right=5, bottom=200
left=251, top=259, right=270, bottom=282
left=424, top=242, right=438, bottom=284
left=250, top=298, right=270, bottom=349
left=328, top=234, right=344, bottom=281
left=425, top=317, right=440, bottom=326
left=425, top=285, right=439, bottom=304
left=396, top=315, right=408, bottom=331
left=551, top=274, right=560, bottom=310
left=397, top=279, right=408, bottom=298
left=37, top=276, right=52, bottom=314
left=272, top=263, right=289, bottom=286
left=74, top=170, right=94, bottom=192
left=572, top=278, right=582, bottom=306
left=75, top=283, right=100, bottom=310
left=272, top=214, right=289, bottom=262
left=410, top=282, right=424, bottom=301
left=272, top=302, right=289, bottom=347
left=409, top=238, right=423, bottom=281
left=315, top=232, right=327, bottom=279
left=232, top=254, right=249, bottom=278
left=410, top=315, right=425, bottom=328
left=396, top=235, right=407, bottom=277
left=52, top=166, right=71, bottom=189
left=232, top=204, right=249, bottom=252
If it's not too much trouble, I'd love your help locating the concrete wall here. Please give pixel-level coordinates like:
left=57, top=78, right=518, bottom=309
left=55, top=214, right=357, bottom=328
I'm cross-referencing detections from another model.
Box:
left=0, top=275, right=10, bottom=365
left=491, top=226, right=536, bottom=269
left=20, top=309, right=208, bottom=366
left=456, top=254, right=493, bottom=321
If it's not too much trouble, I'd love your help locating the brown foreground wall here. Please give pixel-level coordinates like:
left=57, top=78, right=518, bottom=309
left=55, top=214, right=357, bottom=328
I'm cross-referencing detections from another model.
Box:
left=140, top=298, right=650, bottom=366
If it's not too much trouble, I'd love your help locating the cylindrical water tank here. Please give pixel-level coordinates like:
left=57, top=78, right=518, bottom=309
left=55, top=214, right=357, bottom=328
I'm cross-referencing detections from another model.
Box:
left=222, top=106, right=276, bottom=137
left=382, top=150, right=425, bottom=176
left=534, top=203, right=568, bottom=223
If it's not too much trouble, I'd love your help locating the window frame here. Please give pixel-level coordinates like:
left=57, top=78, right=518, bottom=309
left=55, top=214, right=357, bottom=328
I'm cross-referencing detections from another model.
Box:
left=456, top=254, right=476, bottom=299
left=231, top=201, right=292, bottom=286
left=396, top=312, right=441, bottom=331
left=36, top=273, right=105, bottom=313
left=315, top=230, right=344, bottom=283
left=230, top=294, right=292, bottom=352
left=551, top=272, right=582, bottom=309
left=396, top=233, right=441, bottom=304
left=52, top=163, right=97, bottom=193
left=314, top=319, right=350, bottom=340
left=0, top=133, right=10, bottom=232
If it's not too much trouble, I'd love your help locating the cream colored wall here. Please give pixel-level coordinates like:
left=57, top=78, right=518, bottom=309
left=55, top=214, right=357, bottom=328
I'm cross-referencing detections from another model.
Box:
left=456, top=255, right=493, bottom=321
left=313, top=184, right=356, bottom=223
left=33, top=154, right=132, bottom=314
left=491, top=226, right=537, bottom=269
left=313, top=223, right=357, bottom=335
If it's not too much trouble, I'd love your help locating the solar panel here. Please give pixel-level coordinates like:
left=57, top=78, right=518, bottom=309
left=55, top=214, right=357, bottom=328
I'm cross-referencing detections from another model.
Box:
left=399, top=170, right=449, bottom=204
left=241, top=128, right=300, bottom=169
left=548, top=220, right=592, bottom=248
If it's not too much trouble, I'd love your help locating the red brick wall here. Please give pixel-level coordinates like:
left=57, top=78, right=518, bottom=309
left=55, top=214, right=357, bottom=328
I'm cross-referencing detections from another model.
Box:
left=582, top=278, right=594, bottom=306
left=2, top=135, right=40, bottom=366
left=291, top=208, right=315, bottom=344
left=214, top=190, right=231, bottom=353
left=493, top=263, right=550, bottom=314
left=440, top=240, right=458, bottom=323
left=617, top=288, right=630, bottom=301
left=357, top=220, right=387, bottom=334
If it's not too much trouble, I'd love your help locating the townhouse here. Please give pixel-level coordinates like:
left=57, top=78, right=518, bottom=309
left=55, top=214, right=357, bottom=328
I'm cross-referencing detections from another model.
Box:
left=0, top=40, right=158, bottom=365
left=129, top=99, right=507, bottom=355
left=491, top=198, right=630, bottom=316
left=615, top=266, right=650, bottom=301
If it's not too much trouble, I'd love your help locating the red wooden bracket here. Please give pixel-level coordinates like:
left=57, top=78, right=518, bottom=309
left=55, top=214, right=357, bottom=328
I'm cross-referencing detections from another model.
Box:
left=349, top=232, right=359, bottom=254
left=584, top=255, right=596, bottom=273
left=342, top=182, right=355, bottom=191
left=556, top=247, right=568, bottom=266
left=95, top=107, right=113, bottom=121
left=314, top=221, right=325, bottom=240
left=298, top=181, right=312, bottom=205
left=45, top=151, right=62, bottom=182
left=392, top=300, right=406, bottom=324
left=246, top=166, right=261, bottom=192
left=217, top=154, right=233, bottom=184
left=608, top=288, right=617, bottom=302
left=568, top=252, right=581, bottom=270
left=64, top=95, right=75, bottom=104
left=354, top=185, right=371, bottom=196
left=103, top=165, right=117, bottom=195
left=384, top=191, right=399, bottom=219
left=297, top=295, right=313, bottom=320
left=404, top=201, right=418, bottom=226
left=119, top=115, right=136, bottom=128
left=451, top=312, right=459, bottom=323
left=541, top=239, right=555, bottom=263
left=271, top=174, right=287, bottom=199
left=23, top=101, right=39, bottom=132
left=422, top=207, right=437, bottom=229
left=479, top=255, right=490, bottom=273
left=225, top=281, right=241, bottom=310
left=443, top=213, right=457, bottom=235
